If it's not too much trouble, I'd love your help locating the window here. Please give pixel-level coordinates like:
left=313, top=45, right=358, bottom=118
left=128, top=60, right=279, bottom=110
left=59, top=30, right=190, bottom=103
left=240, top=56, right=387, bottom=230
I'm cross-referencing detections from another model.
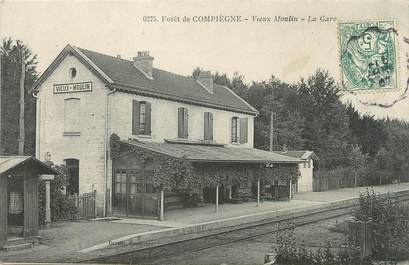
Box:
left=239, top=176, right=249, bottom=189
left=69, top=67, right=77, bottom=78
left=232, top=117, right=248, bottom=144
left=240, top=117, right=248, bottom=144
left=132, top=100, right=151, bottom=135
left=64, top=98, right=80, bottom=135
left=178, top=107, right=189, bottom=138
left=231, top=117, right=239, bottom=143
left=65, top=159, right=79, bottom=195
left=139, top=102, right=146, bottom=134
left=204, top=112, right=213, bottom=141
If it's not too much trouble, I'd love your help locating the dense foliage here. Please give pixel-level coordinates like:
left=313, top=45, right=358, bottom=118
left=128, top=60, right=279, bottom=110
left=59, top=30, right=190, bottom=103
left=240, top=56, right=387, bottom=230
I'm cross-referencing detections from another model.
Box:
left=110, top=134, right=300, bottom=191
left=0, top=38, right=37, bottom=155
left=38, top=164, right=78, bottom=224
left=192, top=68, right=409, bottom=188
left=354, top=190, right=409, bottom=261
left=274, top=227, right=372, bottom=265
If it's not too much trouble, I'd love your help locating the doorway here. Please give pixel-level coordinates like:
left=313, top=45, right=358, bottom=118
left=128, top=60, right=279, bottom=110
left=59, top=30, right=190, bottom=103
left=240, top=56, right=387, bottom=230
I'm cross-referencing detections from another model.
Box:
left=65, top=159, right=79, bottom=195
left=112, top=162, right=158, bottom=218
left=7, top=175, right=24, bottom=235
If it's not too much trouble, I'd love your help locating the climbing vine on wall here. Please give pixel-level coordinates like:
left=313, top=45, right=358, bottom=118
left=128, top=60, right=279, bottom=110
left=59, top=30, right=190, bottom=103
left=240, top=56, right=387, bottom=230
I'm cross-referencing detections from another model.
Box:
left=109, top=134, right=300, bottom=191
left=110, top=134, right=196, bottom=191
left=259, top=165, right=301, bottom=185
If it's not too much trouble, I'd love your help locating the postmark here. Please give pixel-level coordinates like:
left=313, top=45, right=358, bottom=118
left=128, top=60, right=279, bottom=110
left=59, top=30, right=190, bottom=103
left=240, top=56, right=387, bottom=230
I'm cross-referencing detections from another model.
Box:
left=339, top=21, right=398, bottom=91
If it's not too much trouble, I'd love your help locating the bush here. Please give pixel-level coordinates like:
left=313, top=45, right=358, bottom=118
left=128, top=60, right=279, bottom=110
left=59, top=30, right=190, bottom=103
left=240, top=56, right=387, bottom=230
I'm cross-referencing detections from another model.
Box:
left=354, top=189, right=409, bottom=261
left=274, top=227, right=372, bottom=265
left=38, top=163, right=78, bottom=224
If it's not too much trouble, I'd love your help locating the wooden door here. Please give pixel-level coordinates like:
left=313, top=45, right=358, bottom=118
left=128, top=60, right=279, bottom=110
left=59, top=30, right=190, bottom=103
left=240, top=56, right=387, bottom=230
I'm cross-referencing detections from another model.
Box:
left=112, top=169, right=127, bottom=215
left=112, top=166, right=158, bottom=218
left=143, top=168, right=158, bottom=217
left=8, top=175, right=24, bottom=227
left=127, top=169, right=144, bottom=216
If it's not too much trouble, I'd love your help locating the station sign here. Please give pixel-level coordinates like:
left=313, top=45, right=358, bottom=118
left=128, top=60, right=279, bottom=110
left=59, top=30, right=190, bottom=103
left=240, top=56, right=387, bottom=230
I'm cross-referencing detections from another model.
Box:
left=53, top=82, right=92, bottom=94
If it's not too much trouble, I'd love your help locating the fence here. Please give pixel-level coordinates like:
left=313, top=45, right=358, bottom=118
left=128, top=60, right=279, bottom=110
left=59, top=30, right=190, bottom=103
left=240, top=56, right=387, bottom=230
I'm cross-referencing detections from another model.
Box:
left=70, top=191, right=97, bottom=219
left=313, top=177, right=353, bottom=192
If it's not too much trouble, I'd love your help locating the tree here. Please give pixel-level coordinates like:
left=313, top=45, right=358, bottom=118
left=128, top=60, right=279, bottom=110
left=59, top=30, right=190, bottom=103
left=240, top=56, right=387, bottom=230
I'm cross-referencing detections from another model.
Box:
left=349, top=145, right=369, bottom=187
left=0, top=38, right=37, bottom=155
left=296, top=70, right=351, bottom=169
left=346, top=104, right=387, bottom=157
left=251, top=77, right=304, bottom=151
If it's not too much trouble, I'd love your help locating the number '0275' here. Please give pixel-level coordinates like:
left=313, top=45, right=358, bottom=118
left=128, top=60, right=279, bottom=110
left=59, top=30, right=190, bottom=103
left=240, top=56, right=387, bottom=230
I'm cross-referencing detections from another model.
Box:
left=143, top=16, right=158, bottom=22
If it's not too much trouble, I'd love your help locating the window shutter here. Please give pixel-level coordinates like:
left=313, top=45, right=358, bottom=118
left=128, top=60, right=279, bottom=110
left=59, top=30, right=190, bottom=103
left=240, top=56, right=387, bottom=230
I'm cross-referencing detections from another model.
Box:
left=231, top=118, right=235, bottom=143
left=183, top=108, right=189, bottom=138
left=204, top=112, right=209, bottom=140
left=209, top=112, right=213, bottom=140
left=178, top=107, right=183, bottom=138
left=145, top=102, right=152, bottom=135
left=132, top=100, right=140, bottom=135
left=240, top=118, right=248, bottom=144
left=204, top=112, right=213, bottom=141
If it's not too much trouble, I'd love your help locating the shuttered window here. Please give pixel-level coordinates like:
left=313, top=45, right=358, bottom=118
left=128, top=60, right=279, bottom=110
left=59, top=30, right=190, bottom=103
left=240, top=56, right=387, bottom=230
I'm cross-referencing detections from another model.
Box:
left=231, top=117, right=239, bottom=143
left=240, top=117, right=248, bottom=144
left=132, top=100, right=152, bottom=135
left=204, top=112, right=213, bottom=141
left=178, top=107, right=189, bottom=138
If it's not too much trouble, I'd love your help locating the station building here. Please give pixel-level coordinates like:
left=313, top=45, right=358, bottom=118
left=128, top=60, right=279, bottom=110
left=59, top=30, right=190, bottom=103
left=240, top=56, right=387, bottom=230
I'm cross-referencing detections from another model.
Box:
left=31, top=45, right=301, bottom=218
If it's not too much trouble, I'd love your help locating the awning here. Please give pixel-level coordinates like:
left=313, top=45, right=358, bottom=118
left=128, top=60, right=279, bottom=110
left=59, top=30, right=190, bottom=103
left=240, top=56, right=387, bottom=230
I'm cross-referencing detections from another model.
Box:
left=0, top=156, right=59, bottom=175
left=120, top=140, right=303, bottom=164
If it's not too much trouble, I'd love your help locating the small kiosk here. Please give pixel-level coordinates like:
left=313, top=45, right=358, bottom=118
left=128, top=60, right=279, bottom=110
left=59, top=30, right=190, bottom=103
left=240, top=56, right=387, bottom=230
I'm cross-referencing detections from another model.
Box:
left=0, top=156, right=58, bottom=248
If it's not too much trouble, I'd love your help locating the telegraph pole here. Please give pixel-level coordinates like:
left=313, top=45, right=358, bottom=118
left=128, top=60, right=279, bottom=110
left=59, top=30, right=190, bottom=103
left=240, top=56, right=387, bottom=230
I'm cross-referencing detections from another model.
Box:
left=269, top=110, right=274, bottom=152
left=18, top=52, right=25, bottom=156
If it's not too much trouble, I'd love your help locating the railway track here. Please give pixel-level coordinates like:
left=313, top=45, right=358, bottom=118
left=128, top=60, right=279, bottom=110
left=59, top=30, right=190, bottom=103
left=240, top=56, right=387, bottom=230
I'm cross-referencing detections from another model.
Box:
left=86, top=191, right=409, bottom=264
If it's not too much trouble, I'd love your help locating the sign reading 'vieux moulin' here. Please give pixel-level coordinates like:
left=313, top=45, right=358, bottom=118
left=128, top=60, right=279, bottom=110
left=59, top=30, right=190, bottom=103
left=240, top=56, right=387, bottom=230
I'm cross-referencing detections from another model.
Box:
left=53, top=82, right=93, bottom=94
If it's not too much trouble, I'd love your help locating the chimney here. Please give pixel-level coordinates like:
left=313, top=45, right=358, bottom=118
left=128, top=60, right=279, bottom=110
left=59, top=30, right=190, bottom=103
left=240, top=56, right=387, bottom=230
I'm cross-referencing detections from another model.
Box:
left=133, top=51, right=154, bottom=79
left=197, top=71, right=214, bottom=93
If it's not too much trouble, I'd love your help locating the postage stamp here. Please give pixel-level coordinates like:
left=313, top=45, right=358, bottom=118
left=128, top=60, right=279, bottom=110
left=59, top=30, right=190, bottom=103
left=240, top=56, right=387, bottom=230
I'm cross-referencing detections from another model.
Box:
left=339, top=21, right=398, bottom=91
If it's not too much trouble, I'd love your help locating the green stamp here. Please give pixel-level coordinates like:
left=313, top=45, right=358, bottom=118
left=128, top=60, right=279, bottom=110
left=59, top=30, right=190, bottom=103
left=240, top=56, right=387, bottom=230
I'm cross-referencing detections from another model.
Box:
left=339, top=21, right=398, bottom=91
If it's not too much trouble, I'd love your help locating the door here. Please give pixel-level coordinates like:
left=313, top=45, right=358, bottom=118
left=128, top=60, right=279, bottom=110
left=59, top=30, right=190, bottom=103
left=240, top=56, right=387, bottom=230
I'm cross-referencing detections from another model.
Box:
left=112, top=165, right=158, bottom=218
left=7, top=175, right=24, bottom=228
left=113, top=169, right=127, bottom=214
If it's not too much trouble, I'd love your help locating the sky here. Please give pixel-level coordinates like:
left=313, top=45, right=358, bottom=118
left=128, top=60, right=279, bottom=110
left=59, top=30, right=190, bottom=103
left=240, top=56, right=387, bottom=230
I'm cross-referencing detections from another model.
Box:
left=1, top=0, right=409, bottom=120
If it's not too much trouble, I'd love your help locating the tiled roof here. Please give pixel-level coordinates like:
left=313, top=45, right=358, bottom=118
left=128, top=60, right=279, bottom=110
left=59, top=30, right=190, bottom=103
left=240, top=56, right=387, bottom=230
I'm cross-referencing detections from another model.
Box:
left=76, top=47, right=258, bottom=115
left=276, top=151, right=318, bottom=161
left=120, top=140, right=302, bottom=164
left=0, top=156, right=59, bottom=175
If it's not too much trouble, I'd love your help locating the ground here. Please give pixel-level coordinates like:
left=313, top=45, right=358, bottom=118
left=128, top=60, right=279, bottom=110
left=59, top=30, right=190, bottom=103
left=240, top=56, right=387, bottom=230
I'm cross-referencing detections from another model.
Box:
left=0, top=220, right=165, bottom=263
left=140, top=215, right=352, bottom=265
left=1, top=183, right=409, bottom=263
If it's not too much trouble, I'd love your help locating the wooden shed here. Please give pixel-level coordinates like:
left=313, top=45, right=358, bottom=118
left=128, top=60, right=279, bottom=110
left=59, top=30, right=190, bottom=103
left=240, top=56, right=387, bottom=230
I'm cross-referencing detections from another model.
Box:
left=0, top=156, right=58, bottom=248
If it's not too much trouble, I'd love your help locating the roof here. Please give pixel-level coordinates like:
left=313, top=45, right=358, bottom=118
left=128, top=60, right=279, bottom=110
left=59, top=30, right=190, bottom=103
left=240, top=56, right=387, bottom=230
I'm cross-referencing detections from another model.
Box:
left=120, top=140, right=303, bottom=164
left=276, top=150, right=319, bottom=161
left=31, top=44, right=258, bottom=115
left=0, top=156, right=59, bottom=175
